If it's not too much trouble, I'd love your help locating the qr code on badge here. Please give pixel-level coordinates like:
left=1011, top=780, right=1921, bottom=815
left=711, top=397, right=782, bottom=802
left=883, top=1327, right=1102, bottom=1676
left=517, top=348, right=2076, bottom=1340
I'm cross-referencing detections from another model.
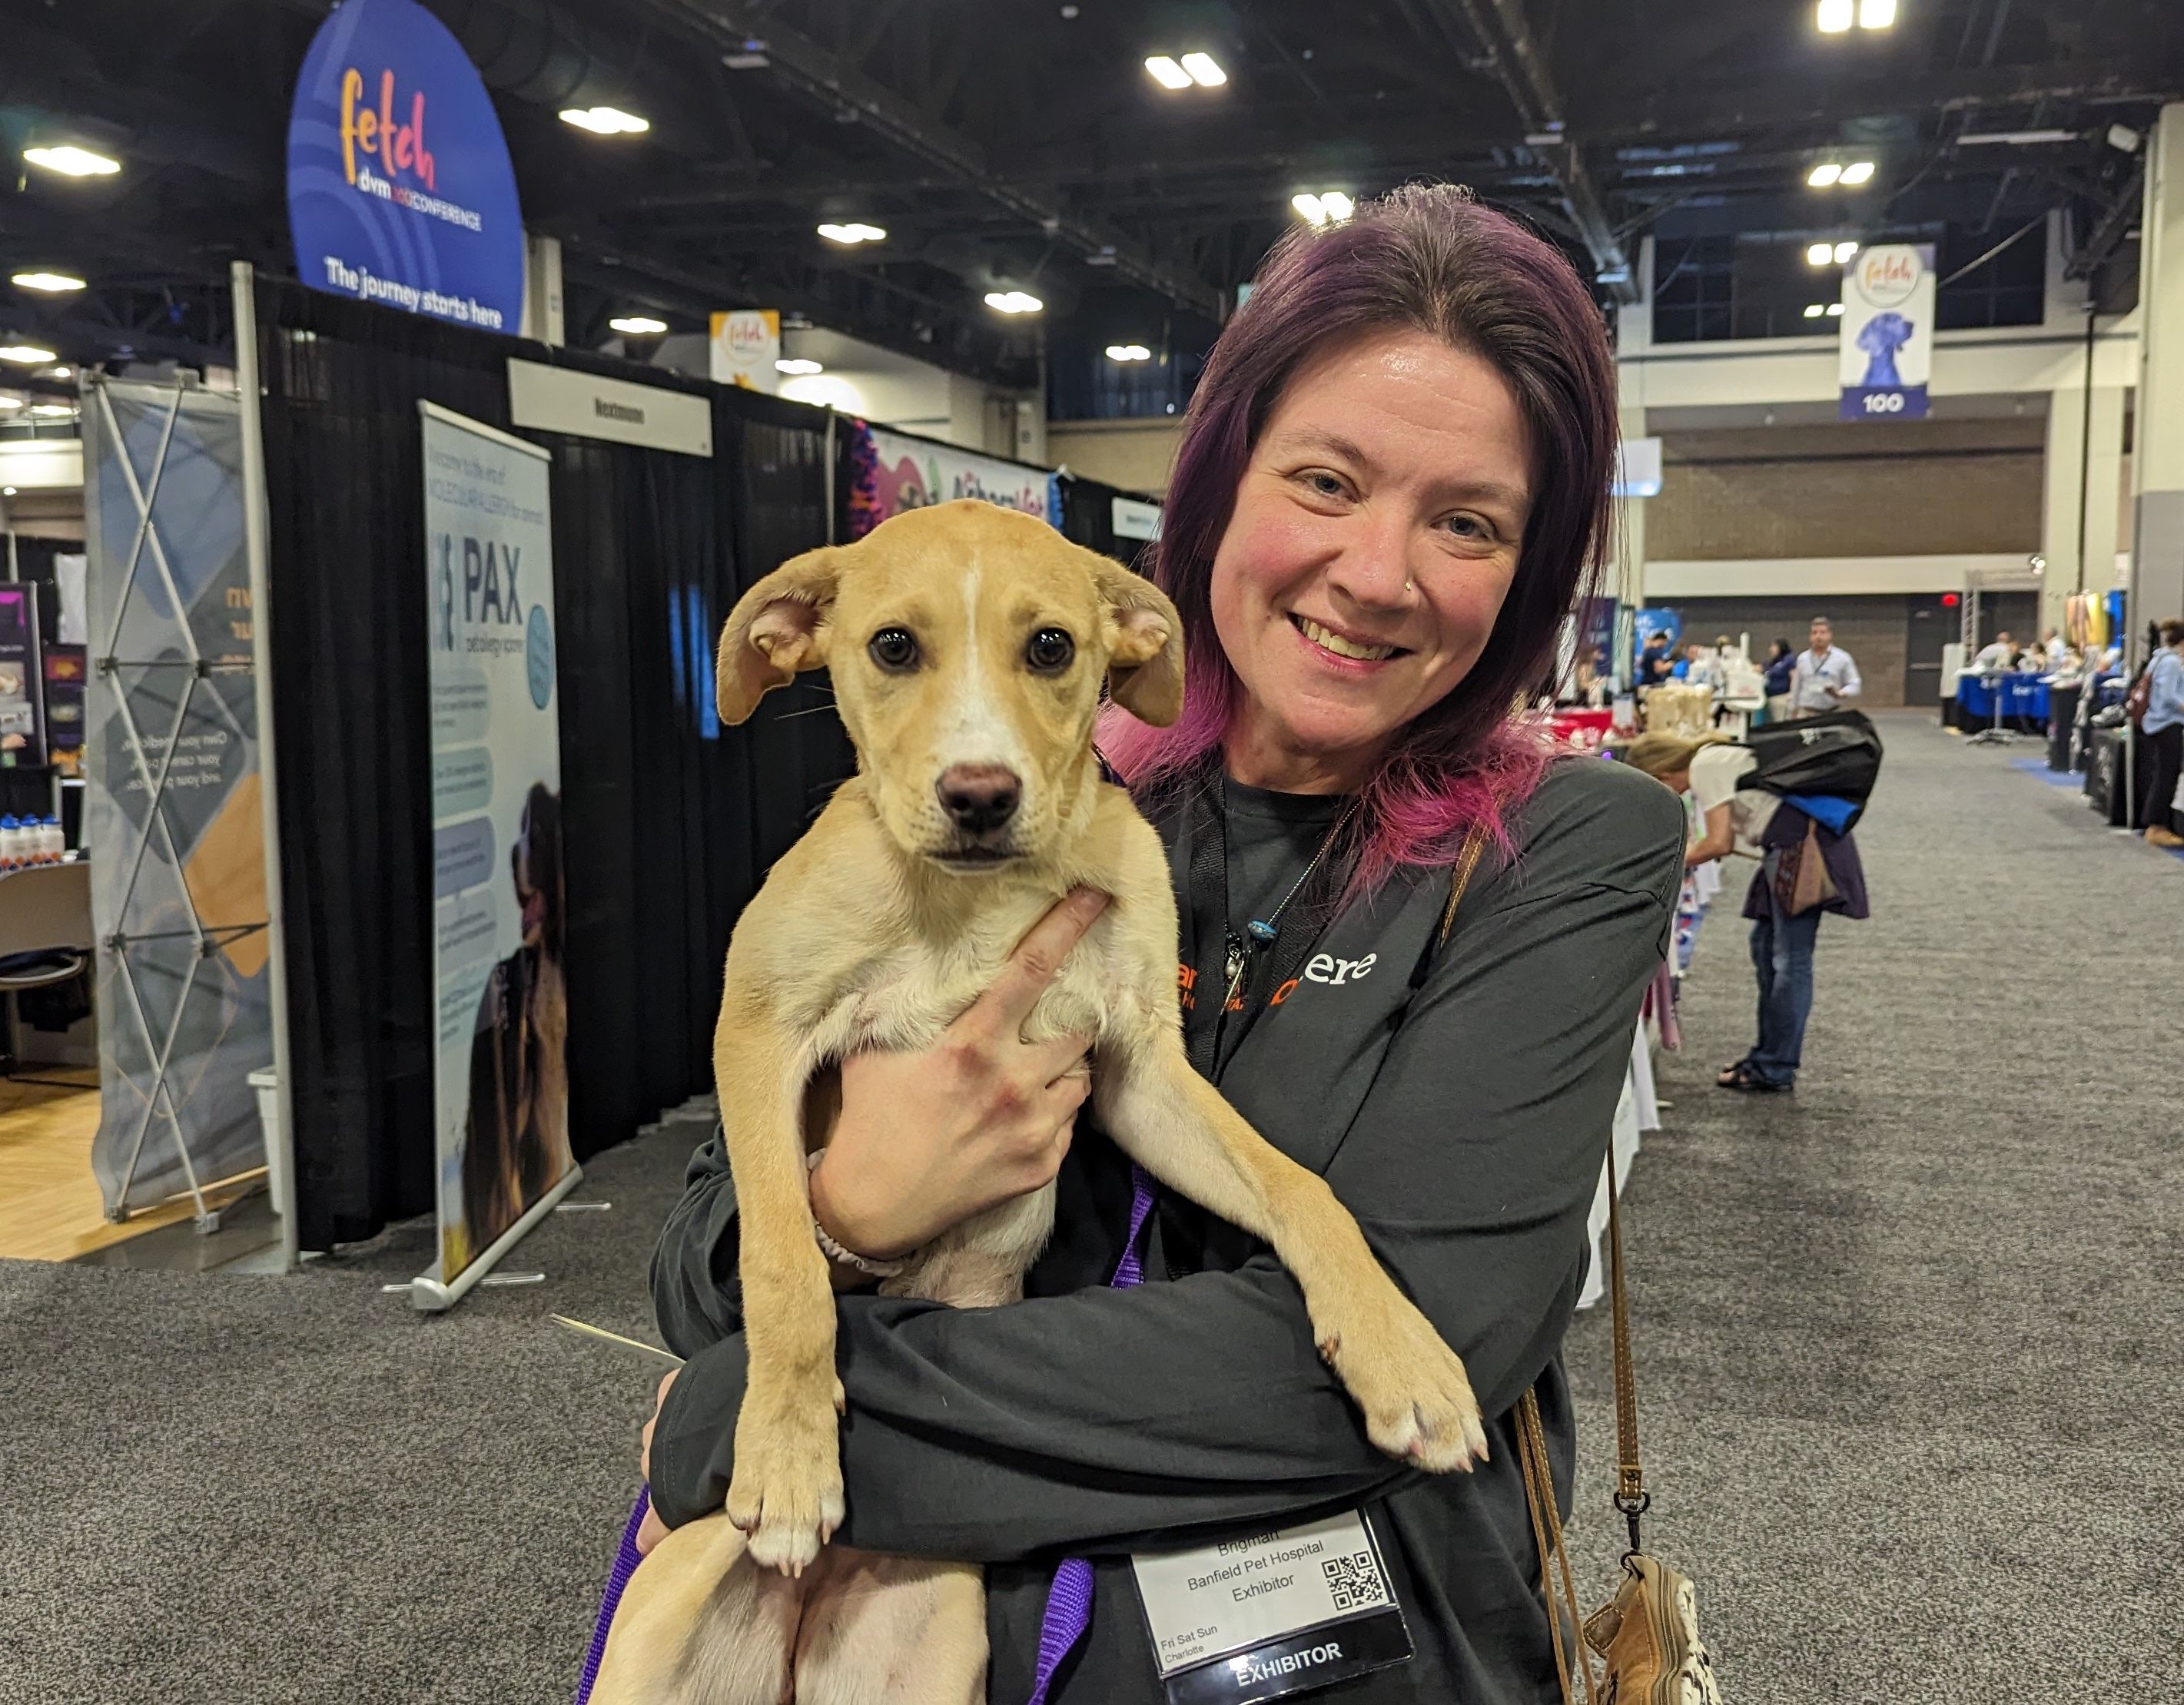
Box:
left=1322, top=1549, right=1388, bottom=1613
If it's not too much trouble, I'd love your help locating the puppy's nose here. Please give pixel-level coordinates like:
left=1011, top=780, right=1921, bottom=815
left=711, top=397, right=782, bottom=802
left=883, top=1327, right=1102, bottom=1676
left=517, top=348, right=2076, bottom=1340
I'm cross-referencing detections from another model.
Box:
left=935, top=764, right=1021, bottom=837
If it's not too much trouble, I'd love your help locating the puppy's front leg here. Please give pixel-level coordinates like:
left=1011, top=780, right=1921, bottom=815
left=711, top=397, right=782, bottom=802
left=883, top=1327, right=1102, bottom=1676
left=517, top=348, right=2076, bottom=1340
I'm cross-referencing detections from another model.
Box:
left=715, top=995, right=845, bottom=1575
left=1094, top=1034, right=1489, bottom=1471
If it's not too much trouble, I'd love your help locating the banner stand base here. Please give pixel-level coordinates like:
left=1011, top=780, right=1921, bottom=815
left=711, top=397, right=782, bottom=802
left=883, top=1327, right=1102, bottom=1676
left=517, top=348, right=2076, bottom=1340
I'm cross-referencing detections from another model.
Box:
left=404, top=1163, right=583, bottom=1313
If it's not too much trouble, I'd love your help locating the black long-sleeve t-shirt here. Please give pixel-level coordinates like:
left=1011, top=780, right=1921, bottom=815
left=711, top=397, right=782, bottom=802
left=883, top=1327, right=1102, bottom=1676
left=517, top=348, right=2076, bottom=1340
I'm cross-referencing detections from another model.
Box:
left=648, top=756, right=1683, bottom=1704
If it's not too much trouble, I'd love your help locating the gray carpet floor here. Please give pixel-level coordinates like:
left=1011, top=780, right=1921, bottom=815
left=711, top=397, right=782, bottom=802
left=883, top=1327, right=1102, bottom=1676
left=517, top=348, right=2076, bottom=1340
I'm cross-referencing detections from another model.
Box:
left=3, top=711, right=2176, bottom=1703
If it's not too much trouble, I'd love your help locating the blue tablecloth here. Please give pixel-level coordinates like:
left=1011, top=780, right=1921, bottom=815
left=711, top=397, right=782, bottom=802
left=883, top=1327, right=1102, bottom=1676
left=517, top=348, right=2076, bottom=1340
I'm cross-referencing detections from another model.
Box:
left=1955, top=672, right=2050, bottom=723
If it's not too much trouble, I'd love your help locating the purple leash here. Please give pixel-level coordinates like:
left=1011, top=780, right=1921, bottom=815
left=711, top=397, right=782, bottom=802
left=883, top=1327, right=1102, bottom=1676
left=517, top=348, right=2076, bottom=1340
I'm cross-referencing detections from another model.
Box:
left=1025, top=1164, right=1157, bottom=1705
left=575, top=1484, right=650, bottom=1705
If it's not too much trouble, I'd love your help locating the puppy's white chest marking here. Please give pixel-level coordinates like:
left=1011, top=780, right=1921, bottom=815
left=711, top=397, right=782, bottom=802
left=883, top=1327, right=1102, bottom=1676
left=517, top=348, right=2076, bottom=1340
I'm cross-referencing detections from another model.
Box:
left=839, top=910, right=1123, bottom=1056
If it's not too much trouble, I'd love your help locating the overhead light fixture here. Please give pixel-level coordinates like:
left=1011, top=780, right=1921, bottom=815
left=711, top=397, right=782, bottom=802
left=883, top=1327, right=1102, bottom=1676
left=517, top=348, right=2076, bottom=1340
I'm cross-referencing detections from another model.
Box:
left=1957, top=129, right=2078, bottom=148
left=1143, top=55, right=1193, bottom=89
left=1839, top=159, right=1875, bottom=184
left=28, top=402, right=75, bottom=416
left=1857, top=0, right=1897, bottom=25
left=1804, top=303, right=1827, bottom=318
left=1104, top=343, right=1153, bottom=361
left=1817, top=0, right=1854, bottom=30
left=1826, top=303, right=1845, bottom=317
left=1805, top=242, right=1834, bottom=266
left=1807, top=161, right=1844, bottom=187
left=2, top=487, right=13, bottom=495
left=22, top=144, right=121, bottom=177
left=816, top=222, right=887, bottom=244
left=2108, top=124, right=2144, bottom=154
left=11, top=270, right=85, bottom=293
left=0, top=345, right=58, bottom=366
left=609, top=315, right=667, bottom=334
left=559, top=106, right=650, bottom=136
left=1178, top=52, right=1226, bottom=87
left=1834, top=240, right=1860, bottom=263
left=0, top=396, right=19, bottom=410
left=775, top=357, right=824, bottom=375
left=1291, top=191, right=1354, bottom=227
left=984, top=290, right=1044, bottom=314
left=45, top=365, right=72, bottom=379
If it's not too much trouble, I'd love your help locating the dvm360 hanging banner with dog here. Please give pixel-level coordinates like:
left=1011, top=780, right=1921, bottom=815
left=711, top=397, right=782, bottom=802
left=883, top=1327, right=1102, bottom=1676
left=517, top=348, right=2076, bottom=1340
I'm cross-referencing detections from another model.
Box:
left=287, top=0, right=526, bottom=332
left=1839, top=244, right=1935, bottom=421
left=419, top=403, right=573, bottom=1304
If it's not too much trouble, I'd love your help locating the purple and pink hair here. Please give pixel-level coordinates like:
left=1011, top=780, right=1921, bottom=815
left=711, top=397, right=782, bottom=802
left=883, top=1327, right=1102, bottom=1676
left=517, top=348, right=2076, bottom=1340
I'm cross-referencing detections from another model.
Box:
left=1098, top=184, right=1620, bottom=892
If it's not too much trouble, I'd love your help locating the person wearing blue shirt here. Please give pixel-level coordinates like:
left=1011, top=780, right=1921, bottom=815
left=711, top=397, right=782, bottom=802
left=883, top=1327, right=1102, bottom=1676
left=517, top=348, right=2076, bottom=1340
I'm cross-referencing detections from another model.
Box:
left=2141, top=619, right=2184, bottom=848
left=1760, top=639, right=1794, bottom=726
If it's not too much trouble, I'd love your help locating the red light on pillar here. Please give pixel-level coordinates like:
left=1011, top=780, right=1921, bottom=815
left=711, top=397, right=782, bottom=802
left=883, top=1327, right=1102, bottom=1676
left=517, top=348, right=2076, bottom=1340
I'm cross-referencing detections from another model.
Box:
left=1941, top=593, right=1960, bottom=606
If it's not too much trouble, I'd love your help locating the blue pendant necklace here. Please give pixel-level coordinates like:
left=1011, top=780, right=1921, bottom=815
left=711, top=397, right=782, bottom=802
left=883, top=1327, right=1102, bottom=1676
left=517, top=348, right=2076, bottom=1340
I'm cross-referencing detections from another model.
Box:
left=1220, top=784, right=1362, bottom=1012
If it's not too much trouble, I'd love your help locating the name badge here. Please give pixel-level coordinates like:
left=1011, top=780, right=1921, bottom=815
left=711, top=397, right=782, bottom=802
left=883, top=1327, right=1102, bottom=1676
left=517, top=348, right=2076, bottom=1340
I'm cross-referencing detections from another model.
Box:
left=1130, top=1509, right=1410, bottom=1705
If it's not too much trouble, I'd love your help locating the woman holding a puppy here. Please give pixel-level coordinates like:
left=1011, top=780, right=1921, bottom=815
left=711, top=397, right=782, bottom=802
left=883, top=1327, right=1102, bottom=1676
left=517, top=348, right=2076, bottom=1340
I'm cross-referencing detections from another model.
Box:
left=646, top=186, right=1682, bottom=1703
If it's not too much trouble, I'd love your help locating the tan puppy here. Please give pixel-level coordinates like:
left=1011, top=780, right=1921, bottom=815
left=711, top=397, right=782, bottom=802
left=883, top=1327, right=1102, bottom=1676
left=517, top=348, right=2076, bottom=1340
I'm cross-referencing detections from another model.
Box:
left=590, top=501, right=1485, bottom=1705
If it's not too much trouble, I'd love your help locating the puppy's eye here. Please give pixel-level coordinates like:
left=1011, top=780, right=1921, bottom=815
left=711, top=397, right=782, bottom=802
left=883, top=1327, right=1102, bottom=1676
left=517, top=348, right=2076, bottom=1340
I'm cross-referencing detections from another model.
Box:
left=1026, top=628, right=1075, bottom=674
left=868, top=628, right=920, bottom=672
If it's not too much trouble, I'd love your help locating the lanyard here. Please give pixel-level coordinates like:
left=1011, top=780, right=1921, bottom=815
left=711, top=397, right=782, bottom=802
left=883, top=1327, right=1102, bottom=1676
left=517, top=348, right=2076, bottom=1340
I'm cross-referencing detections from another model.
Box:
left=1180, top=784, right=1359, bottom=1082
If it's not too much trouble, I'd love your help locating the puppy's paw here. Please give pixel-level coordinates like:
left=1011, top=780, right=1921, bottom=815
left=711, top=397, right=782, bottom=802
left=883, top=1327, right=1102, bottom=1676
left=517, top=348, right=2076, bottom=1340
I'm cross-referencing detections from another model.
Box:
left=1316, top=1294, right=1488, bottom=1474
left=724, top=1390, right=847, bottom=1577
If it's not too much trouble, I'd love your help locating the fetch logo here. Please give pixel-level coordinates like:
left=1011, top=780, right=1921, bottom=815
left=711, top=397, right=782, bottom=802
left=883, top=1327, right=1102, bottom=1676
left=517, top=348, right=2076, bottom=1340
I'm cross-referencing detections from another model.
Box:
left=339, top=68, right=436, bottom=191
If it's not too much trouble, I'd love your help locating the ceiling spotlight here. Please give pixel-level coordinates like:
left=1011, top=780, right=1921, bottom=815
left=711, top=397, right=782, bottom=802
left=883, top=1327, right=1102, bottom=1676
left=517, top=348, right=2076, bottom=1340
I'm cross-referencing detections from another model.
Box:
left=1144, top=55, right=1193, bottom=89
left=1817, top=0, right=1853, bottom=29
left=1834, top=240, right=1860, bottom=263
left=1826, top=302, right=1845, bottom=316
left=1804, top=304, right=1827, bottom=319
left=1805, top=242, right=1834, bottom=266
left=0, top=397, right=19, bottom=410
left=1178, top=52, right=1226, bottom=87
left=2, top=487, right=13, bottom=495
left=1839, top=160, right=1876, bottom=184
left=1807, top=161, right=1844, bottom=187
left=816, top=222, right=887, bottom=244
left=28, top=402, right=76, bottom=416
left=11, top=271, right=85, bottom=293
left=22, top=144, right=121, bottom=177
left=0, top=345, right=58, bottom=366
left=609, top=315, right=668, bottom=334
left=984, top=290, right=1044, bottom=314
left=1857, top=0, right=1897, bottom=26
left=559, top=106, right=650, bottom=136
left=1291, top=191, right=1354, bottom=227
left=1104, top=343, right=1153, bottom=361
left=775, top=357, right=824, bottom=375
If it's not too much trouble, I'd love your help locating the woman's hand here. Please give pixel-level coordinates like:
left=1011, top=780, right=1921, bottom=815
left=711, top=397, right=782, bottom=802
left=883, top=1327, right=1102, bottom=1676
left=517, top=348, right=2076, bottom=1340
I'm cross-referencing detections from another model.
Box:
left=636, top=1368, right=676, bottom=1556
left=808, top=887, right=1109, bottom=1262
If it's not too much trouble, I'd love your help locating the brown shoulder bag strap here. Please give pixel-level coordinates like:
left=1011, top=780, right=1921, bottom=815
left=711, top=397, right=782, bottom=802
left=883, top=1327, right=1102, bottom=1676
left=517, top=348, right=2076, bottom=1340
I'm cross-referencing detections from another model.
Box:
left=1436, top=836, right=1648, bottom=1704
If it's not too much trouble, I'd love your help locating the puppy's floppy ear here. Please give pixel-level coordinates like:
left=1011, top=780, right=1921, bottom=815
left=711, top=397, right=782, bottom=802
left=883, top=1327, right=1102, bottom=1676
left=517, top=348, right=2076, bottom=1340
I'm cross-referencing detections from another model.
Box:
left=1090, top=557, right=1186, bottom=728
left=716, top=546, right=845, bottom=725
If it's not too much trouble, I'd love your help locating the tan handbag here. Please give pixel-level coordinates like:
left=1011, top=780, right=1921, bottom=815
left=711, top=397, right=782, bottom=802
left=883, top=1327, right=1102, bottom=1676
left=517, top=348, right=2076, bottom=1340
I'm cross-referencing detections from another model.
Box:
left=1515, top=1158, right=1723, bottom=1705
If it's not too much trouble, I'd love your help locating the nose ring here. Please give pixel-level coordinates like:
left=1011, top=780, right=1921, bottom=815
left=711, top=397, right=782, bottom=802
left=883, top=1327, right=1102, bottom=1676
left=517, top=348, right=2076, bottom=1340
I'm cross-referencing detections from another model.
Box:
left=1406, top=579, right=1415, bottom=593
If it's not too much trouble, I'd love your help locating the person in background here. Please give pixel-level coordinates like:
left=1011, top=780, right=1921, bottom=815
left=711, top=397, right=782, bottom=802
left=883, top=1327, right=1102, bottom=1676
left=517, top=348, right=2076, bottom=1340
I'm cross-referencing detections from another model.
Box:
left=1761, top=639, right=1795, bottom=726
left=1681, top=640, right=1715, bottom=685
left=1973, top=630, right=2014, bottom=672
left=2141, top=618, right=2184, bottom=850
left=1623, top=728, right=1869, bottom=1093
left=1789, top=615, right=1861, bottom=718
left=1638, top=627, right=1676, bottom=690
left=2043, top=627, right=2068, bottom=669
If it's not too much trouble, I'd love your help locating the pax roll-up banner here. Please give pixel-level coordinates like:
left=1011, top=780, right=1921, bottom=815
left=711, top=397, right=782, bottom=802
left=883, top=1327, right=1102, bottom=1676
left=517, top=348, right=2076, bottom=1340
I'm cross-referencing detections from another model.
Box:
left=287, top=0, right=526, bottom=333
left=1840, top=243, right=1936, bottom=421
left=420, top=403, right=573, bottom=1300
left=865, top=425, right=1060, bottom=527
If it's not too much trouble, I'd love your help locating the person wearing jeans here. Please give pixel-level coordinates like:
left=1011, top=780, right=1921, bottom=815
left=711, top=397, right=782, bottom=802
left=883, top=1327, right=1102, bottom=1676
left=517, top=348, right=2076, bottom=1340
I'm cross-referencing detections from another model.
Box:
left=1744, top=904, right=1823, bottom=1089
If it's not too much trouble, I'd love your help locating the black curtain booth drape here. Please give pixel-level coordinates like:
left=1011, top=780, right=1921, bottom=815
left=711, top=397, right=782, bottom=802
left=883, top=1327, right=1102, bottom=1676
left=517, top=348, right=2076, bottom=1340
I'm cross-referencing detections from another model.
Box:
left=255, top=280, right=850, bottom=1249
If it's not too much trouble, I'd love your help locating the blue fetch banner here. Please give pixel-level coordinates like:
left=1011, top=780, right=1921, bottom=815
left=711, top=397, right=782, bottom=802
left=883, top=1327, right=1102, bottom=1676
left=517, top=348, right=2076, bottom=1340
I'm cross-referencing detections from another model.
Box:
left=287, top=0, right=527, bottom=333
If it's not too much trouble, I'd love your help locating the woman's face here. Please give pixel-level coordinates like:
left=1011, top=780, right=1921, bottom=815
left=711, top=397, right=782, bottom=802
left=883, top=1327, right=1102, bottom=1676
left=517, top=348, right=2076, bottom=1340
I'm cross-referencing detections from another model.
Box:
left=1209, top=330, right=1535, bottom=791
